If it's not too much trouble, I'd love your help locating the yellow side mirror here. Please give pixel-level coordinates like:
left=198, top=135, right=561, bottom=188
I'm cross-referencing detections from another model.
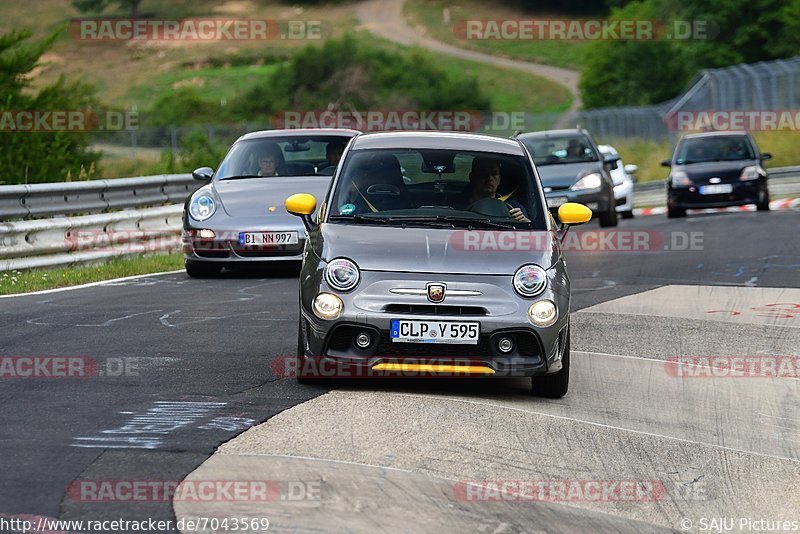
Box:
left=285, top=193, right=317, bottom=216
left=557, top=202, right=592, bottom=225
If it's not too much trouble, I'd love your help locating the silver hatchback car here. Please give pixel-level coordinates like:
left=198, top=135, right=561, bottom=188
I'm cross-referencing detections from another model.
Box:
left=285, top=131, right=591, bottom=397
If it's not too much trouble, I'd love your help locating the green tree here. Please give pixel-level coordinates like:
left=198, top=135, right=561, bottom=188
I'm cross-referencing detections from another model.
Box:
left=232, top=35, right=491, bottom=117
left=0, top=30, right=99, bottom=184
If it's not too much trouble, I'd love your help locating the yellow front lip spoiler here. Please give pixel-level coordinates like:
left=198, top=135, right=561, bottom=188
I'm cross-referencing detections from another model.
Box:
left=371, top=363, right=495, bottom=375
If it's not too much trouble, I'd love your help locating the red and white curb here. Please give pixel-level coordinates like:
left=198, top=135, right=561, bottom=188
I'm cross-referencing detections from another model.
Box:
left=634, top=197, right=800, bottom=217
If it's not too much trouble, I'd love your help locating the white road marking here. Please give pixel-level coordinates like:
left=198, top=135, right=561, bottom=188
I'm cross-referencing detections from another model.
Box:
left=0, top=270, right=183, bottom=299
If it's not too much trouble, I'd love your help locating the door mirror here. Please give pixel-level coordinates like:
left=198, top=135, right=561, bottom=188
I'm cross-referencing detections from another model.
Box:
left=285, top=193, right=318, bottom=231
left=660, top=159, right=672, bottom=167
left=760, top=153, right=772, bottom=161
left=603, top=154, right=620, bottom=171
left=192, top=167, right=214, bottom=182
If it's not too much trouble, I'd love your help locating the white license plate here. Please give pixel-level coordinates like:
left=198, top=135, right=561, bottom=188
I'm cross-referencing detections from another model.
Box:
left=239, top=231, right=299, bottom=246
left=699, top=184, right=733, bottom=195
left=547, top=196, right=569, bottom=208
left=390, top=319, right=480, bottom=344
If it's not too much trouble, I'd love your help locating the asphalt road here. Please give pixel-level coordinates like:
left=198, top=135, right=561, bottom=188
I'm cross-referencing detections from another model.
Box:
left=1, top=208, right=799, bottom=532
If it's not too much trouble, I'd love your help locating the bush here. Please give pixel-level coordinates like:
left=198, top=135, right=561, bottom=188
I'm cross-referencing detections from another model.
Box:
left=231, top=35, right=492, bottom=117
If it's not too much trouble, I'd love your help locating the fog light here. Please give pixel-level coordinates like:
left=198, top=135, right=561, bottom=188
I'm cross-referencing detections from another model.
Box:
left=497, top=337, right=514, bottom=353
left=355, top=332, right=372, bottom=349
left=198, top=229, right=215, bottom=239
left=528, top=300, right=557, bottom=327
left=312, top=293, right=343, bottom=320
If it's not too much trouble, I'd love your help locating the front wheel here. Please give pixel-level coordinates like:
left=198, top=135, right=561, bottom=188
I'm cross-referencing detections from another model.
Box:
left=598, top=204, right=618, bottom=227
left=296, top=318, right=325, bottom=384
left=531, top=328, right=570, bottom=398
left=756, top=185, right=770, bottom=211
left=667, top=204, right=686, bottom=218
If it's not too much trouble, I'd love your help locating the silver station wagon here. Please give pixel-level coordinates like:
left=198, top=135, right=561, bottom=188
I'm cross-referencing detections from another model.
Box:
left=285, top=131, right=591, bottom=397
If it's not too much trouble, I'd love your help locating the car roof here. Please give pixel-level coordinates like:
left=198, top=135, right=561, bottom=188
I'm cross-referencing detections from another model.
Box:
left=350, top=131, right=526, bottom=156
left=517, top=129, right=590, bottom=139
left=680, top=130, right=750, bottom=140
left=597, top=144, right=617, bottom=155
left=237, top=128, right=361, bottom=142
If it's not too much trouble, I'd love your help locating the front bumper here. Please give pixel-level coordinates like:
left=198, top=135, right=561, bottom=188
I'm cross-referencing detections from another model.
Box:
left=545, top=189, right=609, bottom=215
left=613, top=180, right=634, bottom=212
left=182, top=229, right=305, bottom=263
left=299, top=271, right=570, bottom=378
left=669, top=181, right=760, bottom=209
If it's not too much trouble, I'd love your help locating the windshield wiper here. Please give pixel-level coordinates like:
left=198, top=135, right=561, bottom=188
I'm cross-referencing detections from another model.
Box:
left=329, top=215, right=391, bottom=224
left=387, top=215, right=517, bottom=229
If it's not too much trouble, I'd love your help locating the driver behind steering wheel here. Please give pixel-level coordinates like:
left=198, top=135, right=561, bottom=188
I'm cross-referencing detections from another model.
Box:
left=458, top=157, right=530, bottom=222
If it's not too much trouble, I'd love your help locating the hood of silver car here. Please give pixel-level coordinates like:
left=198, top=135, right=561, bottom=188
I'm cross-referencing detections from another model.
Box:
left=214, top=176, right=332, bottom=219
left=315, top=223, right=560, bottom=275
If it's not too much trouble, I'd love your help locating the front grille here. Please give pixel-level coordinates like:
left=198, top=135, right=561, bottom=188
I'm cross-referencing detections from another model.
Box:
left=383, top=304, right=488, bottom=316
left=232, top=244, right=303, bottom=257
left=195, top=249, right=229, bottom=258
left=376, top=336, right=492, bottom=359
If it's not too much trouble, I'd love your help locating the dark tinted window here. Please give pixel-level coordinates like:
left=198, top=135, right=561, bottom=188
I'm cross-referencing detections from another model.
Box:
left=675, top=136, right=755, bottom=164
left=520, top=134, right=599, bottom=165
left=328, top=148, right=546, bottom=230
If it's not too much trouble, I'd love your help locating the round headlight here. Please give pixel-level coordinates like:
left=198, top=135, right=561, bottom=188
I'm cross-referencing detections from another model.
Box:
left=189, top=194, right=216, bottom=222
left=313, top=293, right=344, bottom=320
left=571, top=172, right=602, bottom=191
left=513, top=264, right=547, bottom=297
left=325, top=258, right=360, bottom=291
left=528, top=300, right=557, bottom=327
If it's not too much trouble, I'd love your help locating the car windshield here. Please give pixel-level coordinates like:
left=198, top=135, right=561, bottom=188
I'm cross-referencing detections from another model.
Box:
left=520, top=134, right=599, bottom=165
left=675, top=136, right=755, bottom=164
left=215, top=135, right=352, bottom=179
left=327, top=148, right=546, bottom=230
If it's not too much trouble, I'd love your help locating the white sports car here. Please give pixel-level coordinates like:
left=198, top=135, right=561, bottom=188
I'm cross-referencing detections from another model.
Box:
left=598, top=144, right=637, bottom=219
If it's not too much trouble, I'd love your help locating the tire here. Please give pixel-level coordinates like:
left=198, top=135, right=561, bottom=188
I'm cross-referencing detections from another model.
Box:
left=598, top=203, right=618, bottom=227
left=531, top=327, right=570, bottom=398
left=667, top=204, right=686, bottom=218
left=296, top=318, right=324, bottom=384
left=621, top=210, right=634, bottom=219
left=757, top=185, right=770, bottom=211
left=185, top=260, right=222, bottom=278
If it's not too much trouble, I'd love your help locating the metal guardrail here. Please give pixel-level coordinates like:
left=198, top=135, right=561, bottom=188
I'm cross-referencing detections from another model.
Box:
left=0, top=204, right=184, bottom=271
left=0, top=174, right=198, bottom=221
left=0, top=167, right=797, bottom=271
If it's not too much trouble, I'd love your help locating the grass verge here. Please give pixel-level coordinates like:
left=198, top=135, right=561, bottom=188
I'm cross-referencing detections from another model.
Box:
left=404, top=0, right=588, bottom=69
left=0, top=253, right=183, bottom=295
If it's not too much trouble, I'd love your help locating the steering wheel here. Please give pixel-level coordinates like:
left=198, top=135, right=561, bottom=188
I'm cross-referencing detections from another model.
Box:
left=466, top=197, right=514, bottom=218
